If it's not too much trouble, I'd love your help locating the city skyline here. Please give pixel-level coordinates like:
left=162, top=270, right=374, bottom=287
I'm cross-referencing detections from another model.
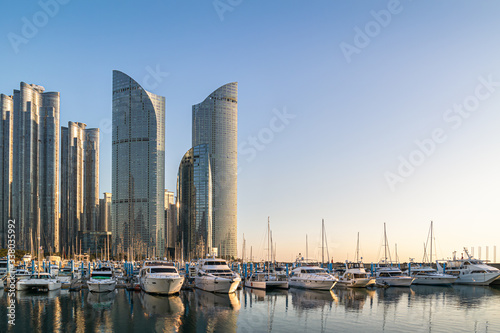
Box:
left=1, top=1, right=500, bottom=262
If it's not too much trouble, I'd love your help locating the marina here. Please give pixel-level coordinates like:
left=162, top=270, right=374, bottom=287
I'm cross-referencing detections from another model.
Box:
left=1, top=283, right=500, bottom=332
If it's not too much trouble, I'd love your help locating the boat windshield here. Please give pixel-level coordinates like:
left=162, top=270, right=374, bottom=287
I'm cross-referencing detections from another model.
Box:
left=91, top=273, right=112, bottom=278
left=150, top=268, right=177, bottom=273
left=204, top=261, right=227, bottom=266
left=302, top=269, right=327, bottom=274
left=30, top=274, right=52, bottom=279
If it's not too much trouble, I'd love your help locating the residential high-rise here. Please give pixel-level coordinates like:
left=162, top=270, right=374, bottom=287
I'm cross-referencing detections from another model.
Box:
left=9, top=82, right=60, bottom=253
left=177, top=144, right=212, bottom=260
left=60, top=122, right=99, bottom=256
left=192, top=83, right=237, bottom=259
left=112, top=70, right=165, bottom=259
left=0, top=94, right=14, bottom=248
left=99, top=192, right=112, bottom=232
left=164, top=189, right=176, bottom=259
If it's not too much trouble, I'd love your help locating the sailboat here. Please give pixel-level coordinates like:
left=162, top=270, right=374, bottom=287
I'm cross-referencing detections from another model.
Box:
left=375, top=223, right=413, bottom=287
left=336, top=233, right=375, bottom=288
left=245, top=217, right=288, bottom=290
left=405, top=221, right=457, bottom=285
left=17, top=207, right=61, bottom=292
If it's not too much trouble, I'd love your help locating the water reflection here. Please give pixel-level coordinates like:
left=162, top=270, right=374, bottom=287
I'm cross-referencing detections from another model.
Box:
left=139, top=292, right=184, bottom=332
left=290, top=289, right=336, bottom=311
left=334, top=287, right=375, bottom=311
left=87, top=290, right=116, bottom=310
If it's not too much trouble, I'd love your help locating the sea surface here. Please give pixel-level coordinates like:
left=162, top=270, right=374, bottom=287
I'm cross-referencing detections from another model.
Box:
left=1, top=285, right=499, bottom=332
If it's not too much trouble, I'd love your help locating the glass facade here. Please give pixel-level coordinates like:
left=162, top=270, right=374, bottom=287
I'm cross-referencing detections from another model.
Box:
left=0, top=94, right=14, bottom=248
left=60, top=122, right=99, bottom=256
left=112, top=70, right=165, bottom=259
left=7, top=82, right=60, bottom=253
left=177, top=144, right=212, bottom=260
left=192, top=83, right=237, bottom=259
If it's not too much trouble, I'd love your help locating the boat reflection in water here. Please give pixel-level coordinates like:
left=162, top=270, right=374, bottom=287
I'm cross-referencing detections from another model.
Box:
left=87, top=290, right=117, bottom=310
left=16, top=289, right=62, bottom=300
left=139, top=292, right=184, bottom=331
left=290, top=288, right=337, bottom=311
left=181, top=289, right=240, bottom=332
left=335, top=287, right=375, bottom=311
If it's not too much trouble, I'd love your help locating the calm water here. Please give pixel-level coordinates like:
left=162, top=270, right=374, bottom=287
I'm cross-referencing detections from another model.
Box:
left=1, top=285, right=500, bottom=332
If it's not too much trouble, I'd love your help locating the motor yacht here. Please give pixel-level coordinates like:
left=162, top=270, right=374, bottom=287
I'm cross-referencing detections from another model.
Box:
left=246, top=271, right=289, bottom=290
left=438, top=248, right=500, bottom=286
left=16, top=273, right=62, bottom=291
left=139, top=261, right=184, bottom=295
left=405, top=265, right=457, bottom=285
left=375, top=265, right=414, bottom=287
left=194, top=258, right=241, bottom=293
left=288, top=266, right=337, bottom=290
left=87, top=267, right=116, bottom=293
left=336, top=262, right=376, bottom=288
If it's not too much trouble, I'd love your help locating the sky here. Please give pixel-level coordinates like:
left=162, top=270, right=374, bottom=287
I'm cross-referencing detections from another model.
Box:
left=1, top=0, right=500, bottom=263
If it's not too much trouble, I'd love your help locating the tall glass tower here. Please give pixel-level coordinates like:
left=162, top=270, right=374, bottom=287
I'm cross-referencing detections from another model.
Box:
left=192, top=83, right=237, bottom=259
left=112, top=70, right=165, bottom=259
left=177, top=144, right=212, bottom=260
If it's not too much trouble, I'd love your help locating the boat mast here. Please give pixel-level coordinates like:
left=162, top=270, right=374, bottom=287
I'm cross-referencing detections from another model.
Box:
left=37, top=206, right=41, bottom=276
left=322, top=219, right=324, bottom=265
left=306, top=234, right=308, bottom=260
left=267, top=217, right=270, bottom=276
left=356, top=232, right=360, bottom=263
left=384, top=223, right=387, bottom=264
left=430, top=221, right=433, bottom=264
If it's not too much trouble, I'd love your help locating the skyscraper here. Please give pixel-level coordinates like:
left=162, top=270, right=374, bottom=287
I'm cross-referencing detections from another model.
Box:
left=8, top=82, right=60, bottom=253
left=112, top=70, right=165, bottom=259
left=177, top=144, right=212, bottom=260
left=192, top=83, right=238, bottom=259
left=99, top=192, right=112, bottom=232
left=0, top=94, right=14, bottom=248
left=164, top=189, right=176, bottom=259
left=60, top=122, right=99, bottom=256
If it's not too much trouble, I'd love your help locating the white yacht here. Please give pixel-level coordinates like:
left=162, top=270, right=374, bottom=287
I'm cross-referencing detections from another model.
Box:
left=246, top=271, right=289, bottom=290
left=139, top=261, right=184, bottom=295
left=375, top=265, right=414, bottom=287
left=288, top=266, right=337, bottom=290
left=16, top=273, right=62, bottom=291
left=437, top=249, right=500, bottom=286
left=14, top=269, right=31, bottom=281
left=87, top=267, right=116, bottom=293
left=336, top=262, right=376, bottom=288
left=406, top=265, right=457, bottom=285
left=194, top=258, right=241, bottom=293
left=58, top=267, right=76, bottom=285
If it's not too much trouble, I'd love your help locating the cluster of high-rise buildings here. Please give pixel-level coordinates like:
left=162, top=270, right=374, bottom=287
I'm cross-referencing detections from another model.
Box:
left=0, top=70, right=238, bottom=260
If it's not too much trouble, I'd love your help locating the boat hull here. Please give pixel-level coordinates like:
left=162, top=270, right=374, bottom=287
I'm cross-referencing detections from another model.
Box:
left=336, top=278, right=375, bottom=288
left=453, top=272, right=500, bottom=286
left=140, top=276, right=184, bottom=295
left=246, top=280, right=289, bottom=290
left=376, top=277, right=413, bottom=287
left=17, top=280, right=62, bottom=291
left=87, top=280, right=116, bottom=293
left=412, top=276, right=457, bottom=285
left=195, top=276, right=240, bottom=293
left=289, top=279, right=335, bottom=290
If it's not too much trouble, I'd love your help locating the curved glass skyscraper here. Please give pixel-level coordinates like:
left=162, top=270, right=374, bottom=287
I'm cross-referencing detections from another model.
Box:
left=177, top=144, right=212, bottom=260
left=192, top=82, right=237, bottom=259
left=112, top=70, right=165, bottom=258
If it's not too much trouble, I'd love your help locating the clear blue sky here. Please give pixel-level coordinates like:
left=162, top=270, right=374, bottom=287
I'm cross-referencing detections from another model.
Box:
left=1, top=0, right=500, bottom=262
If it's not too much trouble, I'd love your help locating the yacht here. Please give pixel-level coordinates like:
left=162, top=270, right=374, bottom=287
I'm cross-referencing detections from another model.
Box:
left=139, top=261, right=184, bottom=295
left=246, top=271, right=289, bottom=290
left=87, top=267, right=116, bottom=293
left=336, top=262, right=376, bottom=288
left=405, top=265, right=457, bottom=285
left=58, top=267, right=76, bottom=285
left=289, top=266, right=337, bottom=290
left=0, top=258, right=7, bottom=278
left=375, top=265, right=414, bottom=287
left=437, top=248, right=500, bottom=286
left=194, top=258, right=241, bottom=293
left=14, top=269, right=31, bottom=281
left=16, top=273, right=62, bottom=291
left=375, top=224, right=414, bottom=287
